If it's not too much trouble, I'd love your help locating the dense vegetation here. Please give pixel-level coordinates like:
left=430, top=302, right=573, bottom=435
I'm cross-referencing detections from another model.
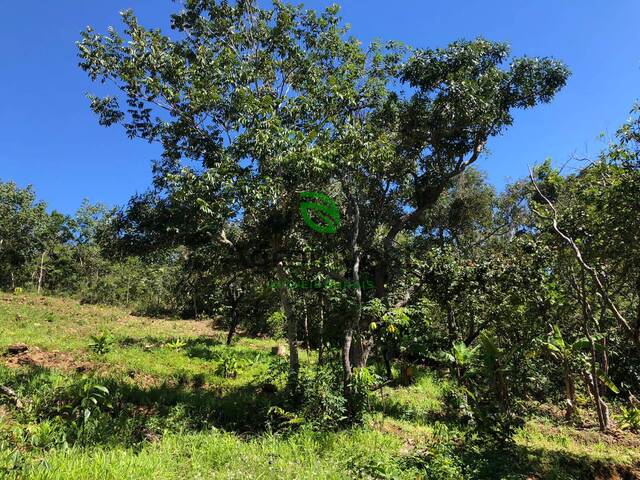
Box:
left=1, top=1, right=640, bottom=478
left=1, top=294, right=640, bottom=479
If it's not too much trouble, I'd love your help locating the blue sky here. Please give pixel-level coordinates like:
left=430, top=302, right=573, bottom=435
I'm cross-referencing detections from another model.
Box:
left=1, top=1, right=639, bottom=215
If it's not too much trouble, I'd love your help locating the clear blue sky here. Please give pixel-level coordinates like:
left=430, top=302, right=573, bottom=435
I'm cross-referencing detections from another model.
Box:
left=1, top=1, right=639, bottom=215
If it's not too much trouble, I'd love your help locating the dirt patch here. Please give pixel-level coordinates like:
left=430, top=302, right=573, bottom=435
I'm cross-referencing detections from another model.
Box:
left=124, top=370, right=161, bottom=388
left=6, top=343, right=29, bottom=355
left=594, top=462, right=640, bottom=480
left=2, top=345, right=98, bottom=374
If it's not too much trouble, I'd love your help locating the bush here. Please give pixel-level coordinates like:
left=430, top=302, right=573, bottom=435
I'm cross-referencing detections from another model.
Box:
left=88, top=331, right=114, bottom=355
left=214, top=350, right=241, bottom=379
left=401, top=444, right=464, bottom=480
left=266, top=311, right=286, bottom=339
left=348, top=367, right=381, bottom=422
left=618, top=406, right=640, bottom=432
left=298, top=366, right=347, bottom=429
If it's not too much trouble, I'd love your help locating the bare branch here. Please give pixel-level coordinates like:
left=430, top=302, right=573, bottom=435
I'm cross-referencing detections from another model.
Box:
left=528, top=166, right=638, bottom=346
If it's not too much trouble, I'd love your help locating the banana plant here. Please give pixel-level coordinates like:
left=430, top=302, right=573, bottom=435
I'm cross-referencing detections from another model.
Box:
left=479, top=333, right=514, bottom=407
left=541, top=325, right=617, bottom=420
left=442, top=341, right=479, bottom=382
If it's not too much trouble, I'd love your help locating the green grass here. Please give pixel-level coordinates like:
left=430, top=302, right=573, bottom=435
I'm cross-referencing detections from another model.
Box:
left=1, top=292, right=639, bottom=479
left=19, top=429, right=418, bottom=480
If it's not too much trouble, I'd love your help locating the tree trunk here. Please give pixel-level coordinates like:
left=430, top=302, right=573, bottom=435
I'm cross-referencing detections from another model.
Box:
left=277, top=261, right=299, bottom=392
left=226, top=288, right=240, bottom=346
left=563, top=368, right=576, bottom=420
left=37, top=251, right=46, bottom=294
left=343, top=192, right=362, bottom=395
left=318, top=295, right=325, bottom=366
left=383, top=344, right=393, bottom=379
left=351, top=337, right=373, bottom=368
left=302, top=295, right=310, bottom=358
left=579, top=272, right=609, bottom=431
left=446, top=303, right=458, bottom=347
left=226, top=306, right=239, bottom=346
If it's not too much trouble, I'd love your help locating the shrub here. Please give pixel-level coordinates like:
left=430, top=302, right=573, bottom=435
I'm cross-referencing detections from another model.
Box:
left=401, top=444, right=464, bottom=480
left=214, top=350, right=241, bottom=379
left=618, top=406, right=640, bottom=432
left=88, top=331, right=114, bottom=355
left=266, top=311, right=286, bottom=339
left=164, top=338, right=187, bottom=351
left=348, top=367, right=381, bottom=422
left=298, top=366, right=347, bottom=429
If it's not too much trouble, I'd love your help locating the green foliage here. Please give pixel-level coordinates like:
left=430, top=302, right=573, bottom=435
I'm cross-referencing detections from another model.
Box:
left=89, top=331, right=115, bottom=355
left=404, top=444, right=464, bottom=480
left=0, top=181, right=50, bottom=290
left=298, top=366, right=348, bottom=429
left=1, top=295, right=639, bottom=478
left=71, top=379, right=112, bottom=427
left=8, top=0, right=640, bottom=476
left=26, top=420, right=68, bottom=450
left=164, top=338, right=187, bottom=351
left=348, top=367, right=381, bottom=422
left=214, top=350, right=241, bottom=379
left=441, top=342, right=479, bottom=382
left=266, top=311, right=286, bottom=339
left=617, top=407, right=640, bottom=432
left=0, top=445, right=23, bottom=479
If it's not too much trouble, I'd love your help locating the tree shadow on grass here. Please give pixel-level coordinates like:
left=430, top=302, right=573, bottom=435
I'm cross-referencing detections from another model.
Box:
left=368, top=379, right=640, bottom=479
left=109, top=376, right=282, bottom=433
left=1, top=364, right=283, bottom=450
left=116, top=335, right=264, bottom=362
left=453, top=441, right=640, bottom=480
left=370, top=391, right=448, bottom=426
left=117, top=335, right=223, bottom=349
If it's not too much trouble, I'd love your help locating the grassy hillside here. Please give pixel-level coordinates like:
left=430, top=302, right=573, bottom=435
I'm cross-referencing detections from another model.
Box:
left=1, top=292, right=639, bottom=479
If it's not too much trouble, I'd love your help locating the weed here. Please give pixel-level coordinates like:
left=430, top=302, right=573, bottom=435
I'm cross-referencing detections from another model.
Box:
left=214, top=350, right=241, bottom=379
left=164, top=338, right=187, bottom=351
left=618, top=406, right=640, bottom=432
left=89, top=331, right=114, bottom=355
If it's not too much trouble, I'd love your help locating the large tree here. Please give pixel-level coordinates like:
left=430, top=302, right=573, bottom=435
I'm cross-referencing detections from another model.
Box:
left=0, top=181, right=50, bottom=290
left=330, top=39, right=569, bottom=386
left=78, top=0, right=569, bottom=393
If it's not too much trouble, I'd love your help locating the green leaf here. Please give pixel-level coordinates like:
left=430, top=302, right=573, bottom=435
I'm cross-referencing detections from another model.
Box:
left=597, top=369, right=620, bottom=394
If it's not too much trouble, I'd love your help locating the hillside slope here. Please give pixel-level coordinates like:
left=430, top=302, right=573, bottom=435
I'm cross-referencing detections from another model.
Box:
left=1, top=293, right=639, bottom=479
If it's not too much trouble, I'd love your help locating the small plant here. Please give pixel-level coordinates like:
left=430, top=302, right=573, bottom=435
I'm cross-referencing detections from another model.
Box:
left=297, top=366, right=347, bottom=429
left=402, top=444, right=464, bottom=480
left=89, top=331, right=114, bottom=355
left=266, top=311, right=286, bottom=339
left=27, top=420, right=68, bottom=449
left=618, top=406, right=640, bottom=432
left=441, top=342, right=479, bottom=382
left=0, top=443, right=23, bottom=477
left=214, top=350, right=241, bottom=378
left=348, top=367, right=381, bottom=422
left=12, top=287, right=23, bottom=296
left=60, top=378, right=112, bottom=437
left=165, top=338, right=187, bottom=351
left=79, top=382, right=111, bottom=421
left=266, top=406, right=305, bottom=431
